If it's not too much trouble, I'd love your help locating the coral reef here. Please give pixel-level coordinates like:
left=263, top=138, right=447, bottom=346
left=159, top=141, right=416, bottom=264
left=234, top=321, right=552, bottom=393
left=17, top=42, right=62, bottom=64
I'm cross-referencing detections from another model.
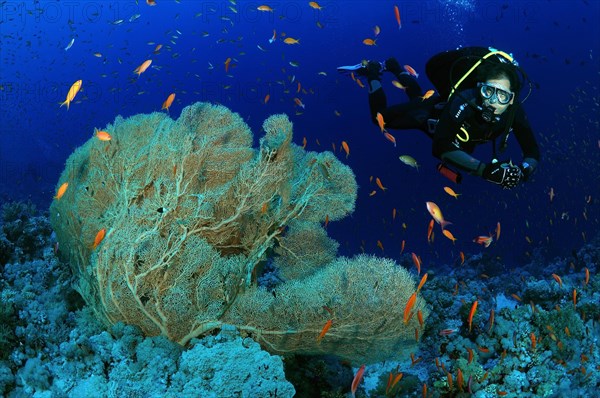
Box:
left=0, top=204, right=294, bottom=397
left=49, top=102, right=427, bottom=364
left=0, top=201, right=52, bottom=266
left=402, top=235, right=600, bottom=397
left=0, top=202, right=598, bottom=397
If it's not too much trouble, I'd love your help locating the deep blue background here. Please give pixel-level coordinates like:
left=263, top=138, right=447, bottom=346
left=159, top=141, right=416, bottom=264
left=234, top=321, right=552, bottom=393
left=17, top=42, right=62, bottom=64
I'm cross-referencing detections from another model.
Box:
left=1, top=0, right=599, bottom=269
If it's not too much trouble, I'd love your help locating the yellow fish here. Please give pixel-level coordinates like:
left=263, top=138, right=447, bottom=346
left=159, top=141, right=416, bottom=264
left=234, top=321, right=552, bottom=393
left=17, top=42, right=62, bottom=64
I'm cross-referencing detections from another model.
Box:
left=426, top=201, right=452, bottom=230
left=399, top=155, right=419, bottom=170
left=283, top=37, right=300, bottom=44
left=60, top=80, right=82, bottom=110
left=257, top=5, right=273, bottom=12
left=392, top=80, right=407, bottom=90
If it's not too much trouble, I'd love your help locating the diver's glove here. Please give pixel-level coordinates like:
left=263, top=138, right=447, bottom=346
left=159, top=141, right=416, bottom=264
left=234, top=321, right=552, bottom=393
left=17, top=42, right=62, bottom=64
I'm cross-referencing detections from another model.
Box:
left=385, top=57, right=403, bottom=76
left=482, top=161, right=524, bottom=189
left=357, top=60, right=383, bottom=82
left=519, top=157, right=538, bottom=181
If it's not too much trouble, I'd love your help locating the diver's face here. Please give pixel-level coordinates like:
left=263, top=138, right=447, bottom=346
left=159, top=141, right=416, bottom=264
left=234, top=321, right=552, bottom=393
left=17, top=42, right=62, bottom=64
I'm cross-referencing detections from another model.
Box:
left=480, top=77, right=513, bottom=115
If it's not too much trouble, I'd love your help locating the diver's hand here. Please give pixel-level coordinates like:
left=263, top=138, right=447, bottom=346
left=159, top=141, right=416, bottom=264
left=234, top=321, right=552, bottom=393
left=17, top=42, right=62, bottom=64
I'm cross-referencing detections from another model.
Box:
left=385, top=57, right=402, bottom=75
left=482, top=161, right=524, bottom=189
left=519, top=157, right=537, bottom=181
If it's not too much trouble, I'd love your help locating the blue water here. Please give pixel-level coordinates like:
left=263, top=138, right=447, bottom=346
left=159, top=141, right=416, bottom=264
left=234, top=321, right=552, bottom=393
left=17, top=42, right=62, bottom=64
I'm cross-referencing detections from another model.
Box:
left=1, top=0, right=599, bottom=268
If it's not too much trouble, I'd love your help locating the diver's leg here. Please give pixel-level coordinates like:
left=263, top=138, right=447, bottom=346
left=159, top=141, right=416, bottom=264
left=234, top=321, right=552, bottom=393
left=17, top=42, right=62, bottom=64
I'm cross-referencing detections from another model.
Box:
left=381, top=97, right=439, bottom=139
left=368, top=84, right=388, bottom=125
left=385, top=57, right=423, bottom=100
left=358, top=61, right=389, bottom=125
left=394, top=72, right=423, bottom=100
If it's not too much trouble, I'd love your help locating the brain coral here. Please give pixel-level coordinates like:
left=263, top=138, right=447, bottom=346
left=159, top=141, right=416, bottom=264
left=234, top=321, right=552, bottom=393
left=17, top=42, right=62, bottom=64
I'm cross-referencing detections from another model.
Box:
left=50, top=102, right=427, bottom=364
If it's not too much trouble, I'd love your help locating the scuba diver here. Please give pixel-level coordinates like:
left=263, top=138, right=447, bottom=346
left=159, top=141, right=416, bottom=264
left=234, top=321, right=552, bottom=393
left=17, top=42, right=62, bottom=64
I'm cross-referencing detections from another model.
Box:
left=337, top=47, right=540, bottom=188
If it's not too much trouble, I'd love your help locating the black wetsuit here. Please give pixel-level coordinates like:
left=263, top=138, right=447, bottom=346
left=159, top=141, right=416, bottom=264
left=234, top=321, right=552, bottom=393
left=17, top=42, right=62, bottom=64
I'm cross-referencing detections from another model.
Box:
left=368, top=72, right=443, bottom=136
left=432, top=88, right=540, bottom=174
left=368, top=74, right=540, bottom=176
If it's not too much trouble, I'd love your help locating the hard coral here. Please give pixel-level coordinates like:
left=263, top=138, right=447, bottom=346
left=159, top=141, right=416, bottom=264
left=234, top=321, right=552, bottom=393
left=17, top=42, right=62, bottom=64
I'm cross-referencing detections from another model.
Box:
left=50, top=102, right=427, bottom=364
left=1, top=201, right=52, bottom=263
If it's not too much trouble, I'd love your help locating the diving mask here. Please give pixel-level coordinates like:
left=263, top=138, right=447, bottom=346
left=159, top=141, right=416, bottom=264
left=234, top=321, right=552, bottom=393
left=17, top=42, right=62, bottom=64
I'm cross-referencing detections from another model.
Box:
left=478, top=82, right=514, bottom=105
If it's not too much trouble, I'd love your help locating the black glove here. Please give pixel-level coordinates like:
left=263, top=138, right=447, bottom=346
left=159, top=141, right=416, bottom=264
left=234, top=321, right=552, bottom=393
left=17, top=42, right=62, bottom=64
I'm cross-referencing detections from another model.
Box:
left=384, top=57, right=403, bottom=76
left=357, top=60, right=383, bottom=82
left=519, top=158, right=537, bottom=181
left=482, top=161, right=524, bottom=189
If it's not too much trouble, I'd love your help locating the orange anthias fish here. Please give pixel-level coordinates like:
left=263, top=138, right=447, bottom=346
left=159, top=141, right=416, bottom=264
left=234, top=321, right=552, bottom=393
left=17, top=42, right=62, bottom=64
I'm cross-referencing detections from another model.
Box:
left=551, top=273, right=563, bottom=288
left=92, top=228, right=106, bottom=250
left=584, top=267, right=590, bottom=286
left=376, top=112, right=386, bottom=133
left=263, top=94, right=270, bottom=104
left=394, top=5, right=401, bottom=29
left=421, top=89, right=435, bottom=101
left=375, top=177, right=387, bottom=191
left=442, top=229, right=457, bottom=243
left=351, top=364, right=366, bottom=398
left=269, top=29, right=277, bottom=43
left=60, top=79, right=82, bottom=110
left=404, top=64, right=419, bottom=78
left=473, top=235, right=493, bottom=248
left=383, top=132, right=396, bottom=147
left=495, top=222, right=501, bottom=241
left=134, top=59, right=152, bottom=76
left=95, top=129, right=112, bottom=141
left=341, top=141, right=350, bottom=158
left=293, top=97, right=305, bottom=108
left=403, top=292, right=417, bottom=323
left=309, top=2, right=322, bottom=10
left=257, top=5, right=273, bottom=12
left=468, top=300, right=478, bottom=332
left=426, top=201, right=451, bottom=230
left=54, top=182, right=68, bottom=200
left=162, top=93, right=175, bottom=111
left=316, top=319, right=332, bottom=343
left=427, top=219, right=434, bottom=242
left=362, top=38, right=377, bottom=46
left=443, top=186, right=460, bottom=199
left=439, top=328, right=458, bottom=336
left=416, top=273, right=428, bottom=292
left=224, top=57, right=232, bottom=73
left=411, top=252, right=421, bottom=275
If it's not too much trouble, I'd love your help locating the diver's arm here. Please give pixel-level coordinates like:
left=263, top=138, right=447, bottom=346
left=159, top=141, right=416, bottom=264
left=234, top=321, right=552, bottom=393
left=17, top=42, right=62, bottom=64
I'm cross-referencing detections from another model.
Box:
left=440, top=151, right=486, bottom=175
left=512, top=104, right=540, bottom=177
left=432, top=93, right=485, bottom=175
